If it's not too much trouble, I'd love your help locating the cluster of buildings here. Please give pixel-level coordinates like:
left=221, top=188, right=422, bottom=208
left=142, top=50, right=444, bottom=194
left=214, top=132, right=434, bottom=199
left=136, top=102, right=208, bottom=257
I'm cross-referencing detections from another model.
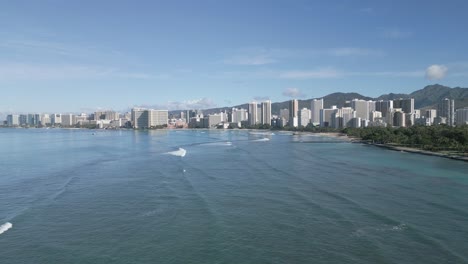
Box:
left=4, top=111, right=132, bottom=129
left=184, top=97, right=468, bottom=129
left=3, top=98, right=468, bottom=129
left=184, top=100, right=272, bottom=129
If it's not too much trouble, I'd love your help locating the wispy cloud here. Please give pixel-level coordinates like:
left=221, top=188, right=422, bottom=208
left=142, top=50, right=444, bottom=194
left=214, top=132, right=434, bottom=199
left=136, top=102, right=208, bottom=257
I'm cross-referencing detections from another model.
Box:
left=282, top=88, right=305, bottom=98
left=279, top=68, right=341, bottom=79
left=253, top=96, right=270, bottom=101
left=0, top=62, right=166, bottom=80
left=223, top=47, right=384, bottom=66
left=381, top=29, right=412, bottom=39
left=139, top=98, right=217, bottom=111
left=224, top=55, right=276, bottom=65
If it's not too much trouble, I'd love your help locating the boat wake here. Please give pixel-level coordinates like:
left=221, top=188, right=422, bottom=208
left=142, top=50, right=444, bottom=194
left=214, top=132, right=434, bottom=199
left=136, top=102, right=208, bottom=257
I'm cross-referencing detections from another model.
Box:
left=166, top=148, right=187, bottom=157
left=0, top=222, right=12, bottom=235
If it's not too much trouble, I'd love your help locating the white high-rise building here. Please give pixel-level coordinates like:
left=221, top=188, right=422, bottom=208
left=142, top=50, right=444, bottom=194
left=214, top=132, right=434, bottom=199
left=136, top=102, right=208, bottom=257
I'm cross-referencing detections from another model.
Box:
left=231, top=108, right=248, bottom=123
left=331, top=107, right=355, bottom=129
left=425, top=109, right=437, bottom=125
left=61, top=114, right=75, bottom=127
left=370, top=111, right=382, bottom=122
left=456, top=108, right=468, bottom=126
left=148, top=110, right=168, bottom=127
left=41, top=114, right=51, bottom=125
left=438, top=98, right=455, bottom=126
left=298, top=108, right=311, bottom=127
left=51, top=114, right=62, bottom=125
left=248, top=102, right=258, bottom=125
left=320, top=106, right=338, bottom=127
left=261, top=100, right=272, bottom=125
left=311, top=99, right=323, bottom=125
left=351, top=99, right=373, bottom=121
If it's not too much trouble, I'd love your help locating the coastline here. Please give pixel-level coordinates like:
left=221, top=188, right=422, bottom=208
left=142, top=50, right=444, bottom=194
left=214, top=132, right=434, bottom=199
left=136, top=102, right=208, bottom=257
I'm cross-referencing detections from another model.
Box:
left=289, top=130, right=468, bottom=162
left=361, top=142, right=468, bottom=162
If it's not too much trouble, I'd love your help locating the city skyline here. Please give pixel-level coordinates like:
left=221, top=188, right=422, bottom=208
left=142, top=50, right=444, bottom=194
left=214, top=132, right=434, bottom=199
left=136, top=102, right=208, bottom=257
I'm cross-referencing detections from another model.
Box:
left=1, top=1, right=468, bottom=114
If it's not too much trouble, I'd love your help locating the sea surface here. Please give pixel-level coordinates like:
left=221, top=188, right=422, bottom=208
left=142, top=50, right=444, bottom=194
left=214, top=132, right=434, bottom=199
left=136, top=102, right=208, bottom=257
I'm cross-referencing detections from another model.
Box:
left=0, top=128, right=467, bottom=264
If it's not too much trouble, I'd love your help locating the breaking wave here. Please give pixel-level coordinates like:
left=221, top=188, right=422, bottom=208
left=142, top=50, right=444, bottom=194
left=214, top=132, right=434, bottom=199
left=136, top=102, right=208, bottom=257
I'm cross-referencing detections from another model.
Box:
left=166, top=148, right=187, bottom=157
left=250, top=132, right=275, bottom=136
left=0, top=222, right=12, bottom=235
left=253, top=138, right=270, bottom=142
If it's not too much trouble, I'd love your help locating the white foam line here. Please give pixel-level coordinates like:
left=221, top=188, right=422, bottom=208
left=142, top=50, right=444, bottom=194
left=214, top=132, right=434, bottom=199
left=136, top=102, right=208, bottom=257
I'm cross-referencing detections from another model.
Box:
left=0, top=222, right=12, bottom=235
left=253, top=138, right=270, bottom=142
left=166, top=148, right=187, bottom=157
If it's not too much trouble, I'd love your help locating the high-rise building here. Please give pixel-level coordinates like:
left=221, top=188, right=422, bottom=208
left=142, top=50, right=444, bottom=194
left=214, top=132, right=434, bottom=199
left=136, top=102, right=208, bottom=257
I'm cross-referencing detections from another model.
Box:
left=131, top=108, right=168, bottom=128
left=332, top=107, right=355, bottom=128
left=320, top=106, right=338, bottom=127
left=425, top=109, right=437, bottom=125
left=375, top=100, right=393, bottom=118
left=131, top=108, right=148, bottom=128
left=94, top=111, right=119, bottom=121
left=455, top=108, right=468, bottom=126
left=19, top=114, right=27, bottom=126
left=311, top=99, right=323, bottom=125
left=370, top=111, right=382, bottom=122
left=148, top=110, right=168, bottom=127
left=231, top=108, right=248, bottom=123
left=248, top=102, right=258, bottom=125
left=351, top=99, right=373, bottom=120
left=393, top=98, right=414, bottom=114
left=41, top=114, right=51, bottom=125
left=438, top=98, right=455, bottom=126
left=391, top=109, right=406, bottom=127
left=61, top=114, right=75, bottom=127
left=289, top=99, right=298, bottom=127
left=6, top=114, right=19, bottom=126
left=261, top=100, right=272, bottom=125
left=298, top=108, right=311, bottom=127
left=51, top=114, right=62, bottom=125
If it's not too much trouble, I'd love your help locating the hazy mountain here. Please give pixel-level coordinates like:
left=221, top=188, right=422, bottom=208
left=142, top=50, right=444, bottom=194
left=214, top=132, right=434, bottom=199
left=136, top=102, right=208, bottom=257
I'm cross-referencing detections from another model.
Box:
left=170, top=84, right=468, bottom=116
left=378, top=84, right=468, bottom=109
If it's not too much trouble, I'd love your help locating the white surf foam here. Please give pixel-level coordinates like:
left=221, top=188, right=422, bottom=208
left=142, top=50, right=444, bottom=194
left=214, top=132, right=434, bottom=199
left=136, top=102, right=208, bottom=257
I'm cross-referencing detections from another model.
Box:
left=0, top=222, right=12, bottom=235
left=201, top=141, right=233, bottom=146
left=166, top=148, right=187, bottom=157
left=253, top=138, right=270, bottom=142
left=249, top=132, right=274, bottom=136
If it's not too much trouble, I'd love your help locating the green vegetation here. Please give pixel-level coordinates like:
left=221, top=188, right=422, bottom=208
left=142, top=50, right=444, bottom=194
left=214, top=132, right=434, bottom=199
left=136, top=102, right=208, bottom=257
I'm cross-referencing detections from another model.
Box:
left=343, top=125, right=468, bottom=153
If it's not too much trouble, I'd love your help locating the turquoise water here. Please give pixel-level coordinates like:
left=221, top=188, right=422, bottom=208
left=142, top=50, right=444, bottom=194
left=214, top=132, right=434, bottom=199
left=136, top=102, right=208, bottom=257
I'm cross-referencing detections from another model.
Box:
left=0, top=128, right=467, bottom=264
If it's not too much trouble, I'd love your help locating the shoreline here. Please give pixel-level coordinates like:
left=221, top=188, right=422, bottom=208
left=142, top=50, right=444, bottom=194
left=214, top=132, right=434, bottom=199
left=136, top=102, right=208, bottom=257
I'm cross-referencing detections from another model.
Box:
left=361, top=142, right=468, bottom=162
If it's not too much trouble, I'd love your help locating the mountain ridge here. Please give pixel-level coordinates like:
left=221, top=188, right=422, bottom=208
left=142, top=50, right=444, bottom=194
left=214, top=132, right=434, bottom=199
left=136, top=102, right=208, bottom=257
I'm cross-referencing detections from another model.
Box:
left=169, top=84, right=468, bottom=116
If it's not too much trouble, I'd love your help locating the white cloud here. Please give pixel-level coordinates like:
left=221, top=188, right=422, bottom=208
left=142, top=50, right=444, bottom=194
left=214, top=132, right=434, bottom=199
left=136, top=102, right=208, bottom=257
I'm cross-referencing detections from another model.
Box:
left=152, top=97, right=217, bottom=111
left=425, top=65, right=448, bottom=80
left=279, top=69, right=341, bottom=79
left=224, top=55, right=276, bottom=65
left=282, top=88, right=305, bottom=98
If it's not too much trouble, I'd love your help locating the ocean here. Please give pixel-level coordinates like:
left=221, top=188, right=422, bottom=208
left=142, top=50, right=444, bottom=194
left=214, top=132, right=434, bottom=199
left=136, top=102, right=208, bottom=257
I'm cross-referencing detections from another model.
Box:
left=0, top=128, right=467, bottom=263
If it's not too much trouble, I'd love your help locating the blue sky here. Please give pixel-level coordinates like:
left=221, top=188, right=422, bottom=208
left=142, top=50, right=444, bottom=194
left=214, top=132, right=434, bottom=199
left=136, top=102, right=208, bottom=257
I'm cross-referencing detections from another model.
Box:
left=1, top=0, right=468, bottom=113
